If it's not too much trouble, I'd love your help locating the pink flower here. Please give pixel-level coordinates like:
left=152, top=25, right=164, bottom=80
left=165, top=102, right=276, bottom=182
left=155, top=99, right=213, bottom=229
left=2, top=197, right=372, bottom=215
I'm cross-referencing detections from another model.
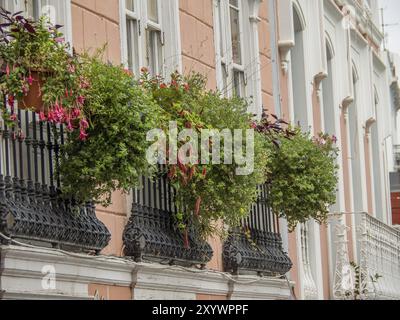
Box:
left=27, top=73, right=34, bottom=86
left=80, top=118, right=89, bottom=129
left=79, top=129, right=88, bottom=141
left=55, top=37, right=65, bottom=43
left=10, top=113, right=17, bottom=122
left=68, top=64, right=75, bottom=73
left=79, top=78, right=90, bottom=89
left=183, top=83, right=190, bottom=91
left=250, top=122, right=257, bottom=129
left=141, top=67, right=148, bottom=73
left=65, top=88, right=69, bottom=98
left=47, top=110, right=55, bottom=123
left=39, top=111, right=47, bottom=122
left=67, top=120, right=73, bottom=132
left=77, top=96, right=85, bottom=105
left=71, top=108, right=81, bottom=119
left=6, top=64, right=10, bottom=76
left=332, top=135, right=338, bottom=144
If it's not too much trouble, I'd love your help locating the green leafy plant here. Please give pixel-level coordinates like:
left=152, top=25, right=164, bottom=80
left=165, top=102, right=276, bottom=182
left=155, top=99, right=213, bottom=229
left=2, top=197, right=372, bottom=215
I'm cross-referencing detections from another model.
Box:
left=265, top=128, right=339, bottom=231
left=59, top=55, right=161, bottom=205
left=141, top=71, right=269, bottom=241
left=0, top=9, right=87, bottom=135
left=347, top=261, right=382, bottom=300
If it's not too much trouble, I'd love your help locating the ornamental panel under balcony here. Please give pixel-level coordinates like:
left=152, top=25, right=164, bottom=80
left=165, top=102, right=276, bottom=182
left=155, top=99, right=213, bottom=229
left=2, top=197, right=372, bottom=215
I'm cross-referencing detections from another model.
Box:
left=123, top=170, right=213, bottom=267
left=0, top=99, right=110, bottom=253
left=223, top=183, right=292, bottom=276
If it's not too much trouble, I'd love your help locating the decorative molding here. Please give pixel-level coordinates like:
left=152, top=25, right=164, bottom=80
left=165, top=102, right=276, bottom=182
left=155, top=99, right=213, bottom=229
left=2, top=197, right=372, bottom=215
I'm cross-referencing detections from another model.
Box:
left=0, top=244, right=293, bottom=300
left=278, top=40, right=295, bottom=74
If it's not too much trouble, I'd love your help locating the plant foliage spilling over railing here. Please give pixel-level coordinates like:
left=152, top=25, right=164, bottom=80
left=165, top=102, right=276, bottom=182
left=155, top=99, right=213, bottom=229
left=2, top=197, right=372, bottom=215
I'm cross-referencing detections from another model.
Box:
left=0, top=99, right=110, bottom=253
left=123, top=166, right=213, bottom=267
left=223, top=183, right=292, bottom=275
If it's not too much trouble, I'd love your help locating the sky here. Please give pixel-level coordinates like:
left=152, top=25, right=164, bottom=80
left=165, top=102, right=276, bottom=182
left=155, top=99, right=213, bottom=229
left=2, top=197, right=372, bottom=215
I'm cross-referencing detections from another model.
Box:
left=380, top=0, right=400, bottom=55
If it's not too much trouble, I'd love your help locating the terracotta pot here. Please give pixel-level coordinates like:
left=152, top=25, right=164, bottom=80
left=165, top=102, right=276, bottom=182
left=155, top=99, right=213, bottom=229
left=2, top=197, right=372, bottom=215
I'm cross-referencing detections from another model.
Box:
left=18, top=71, right=46, bottom=113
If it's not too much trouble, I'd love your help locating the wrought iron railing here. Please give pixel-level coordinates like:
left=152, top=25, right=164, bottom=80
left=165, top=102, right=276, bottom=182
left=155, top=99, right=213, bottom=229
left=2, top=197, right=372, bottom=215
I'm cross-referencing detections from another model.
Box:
left=332, top=213, right=400, bottom=300
left=123, top=168, right=213, bottom=267
left=223, top=183, right=292, bottom=275
left=0, top=99, right=110, bottom=253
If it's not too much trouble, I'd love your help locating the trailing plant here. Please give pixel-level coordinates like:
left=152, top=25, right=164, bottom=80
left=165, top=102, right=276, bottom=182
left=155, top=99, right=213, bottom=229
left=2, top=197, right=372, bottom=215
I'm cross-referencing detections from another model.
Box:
left=58, top=55, right=161, bottom=205
left=265, top=128, right=339, bottom=231
left=345, top=262, right=382, bottom=300
left=141, top=71, right=269, bottom=241
left=0, top=9, right=87, bottom=136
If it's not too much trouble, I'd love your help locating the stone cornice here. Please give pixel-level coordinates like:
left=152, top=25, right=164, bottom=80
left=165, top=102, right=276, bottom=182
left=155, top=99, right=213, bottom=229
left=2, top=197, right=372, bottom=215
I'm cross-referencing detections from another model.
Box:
left=0, top=245, right=293, bottom=300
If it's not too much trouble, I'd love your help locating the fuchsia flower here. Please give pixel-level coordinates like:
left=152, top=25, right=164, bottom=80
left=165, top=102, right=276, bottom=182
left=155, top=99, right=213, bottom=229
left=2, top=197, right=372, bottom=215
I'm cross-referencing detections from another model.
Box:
left=160, top=83, right=167, bottom=89
left=10, top=113, right=17, bottom=122
left=39, top=111, right=47, bottom=122
left=80, top=118, right=89, bottom=129
left=77, top=96, right=85, bottom=105
left=27, top=73, right=34, bottom=86
left=47, top=110, right=55, bottom=123
left=67, top=120, right=73, bottom=132
left=79, top=129, right=88, bottom=141
left=183, top=83, right=190, bottom=91
left=6, top=64, right=10, bottom=76
left=55, top=37, right=65, bottom=43
left=250, top=122, right=257, bottom=129
left=71, top=108, right=81, bottom=119
left=332, top=135, right=338, bottom=144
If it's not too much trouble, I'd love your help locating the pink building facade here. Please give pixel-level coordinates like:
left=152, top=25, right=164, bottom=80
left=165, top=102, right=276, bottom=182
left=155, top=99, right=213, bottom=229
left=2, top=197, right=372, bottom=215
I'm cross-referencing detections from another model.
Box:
left=0, top=0, right=399, bottom=300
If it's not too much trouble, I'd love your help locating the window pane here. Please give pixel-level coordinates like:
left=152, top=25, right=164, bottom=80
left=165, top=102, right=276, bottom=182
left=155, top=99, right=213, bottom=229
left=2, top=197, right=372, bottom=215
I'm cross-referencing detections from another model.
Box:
left=147, top=0, right=158, bottom=23
left=126, top=0, right=135, bottom=11
left=146, top=30, right=163, bottom=75
left=221, top=63, right=228, bottom=97
left=230, top=6, right=241, bottom=65
left=229, top=0, right=238, bottom=8
left=24, top=0, right=40, bottom=19
left=233, top=70, right=245, bottom=97
left=126, top=18, right=140, bottom=74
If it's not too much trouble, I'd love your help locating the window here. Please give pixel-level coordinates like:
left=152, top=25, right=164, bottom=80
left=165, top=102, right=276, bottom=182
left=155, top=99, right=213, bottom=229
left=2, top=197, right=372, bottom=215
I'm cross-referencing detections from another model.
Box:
left=215, top=0, right=245, bottom=98
left=121, top=0, right=180, bottom=77
left=214, top=0, right=261, bottom=114
left=4, top=1, right=73, bottom=43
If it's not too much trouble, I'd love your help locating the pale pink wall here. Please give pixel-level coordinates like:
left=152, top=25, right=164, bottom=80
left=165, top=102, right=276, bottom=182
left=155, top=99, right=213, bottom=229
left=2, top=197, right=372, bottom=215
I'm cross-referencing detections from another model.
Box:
left=71, top=0, right=127, bottom=257
left=258, top=2, right=274, bottom=113
left=71, top=0, right=121, bottom=64
left=180, top=0, right=217, bottom=91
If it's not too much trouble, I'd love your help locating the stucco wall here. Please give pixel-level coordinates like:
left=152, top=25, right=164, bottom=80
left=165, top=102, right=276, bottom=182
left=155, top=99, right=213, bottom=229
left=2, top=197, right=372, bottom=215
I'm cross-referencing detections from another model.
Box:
left=71, top=0, right=127, bottom=257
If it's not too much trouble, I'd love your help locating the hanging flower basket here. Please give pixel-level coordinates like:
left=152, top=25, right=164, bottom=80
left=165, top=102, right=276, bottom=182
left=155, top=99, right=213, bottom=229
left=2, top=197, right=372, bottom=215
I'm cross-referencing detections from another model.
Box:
left=18, top=71, right=46, bottom=112
left=0, top=9, right=88, bottom=138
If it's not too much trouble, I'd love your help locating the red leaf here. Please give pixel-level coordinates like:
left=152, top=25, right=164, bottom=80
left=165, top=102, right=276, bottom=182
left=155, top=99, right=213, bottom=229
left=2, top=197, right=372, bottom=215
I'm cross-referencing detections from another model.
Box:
left=195, top=196, right=202, bottom=216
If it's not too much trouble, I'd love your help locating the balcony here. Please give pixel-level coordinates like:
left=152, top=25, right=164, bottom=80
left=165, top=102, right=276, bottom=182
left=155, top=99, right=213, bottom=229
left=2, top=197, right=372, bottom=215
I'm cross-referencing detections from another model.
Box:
left=0, top=103, right=110, bottom=253
left=332, top=213, right=400, bottom=300
left=123, top=170, right=213, bottom=267
left=223, top=183, right=292, bottom=275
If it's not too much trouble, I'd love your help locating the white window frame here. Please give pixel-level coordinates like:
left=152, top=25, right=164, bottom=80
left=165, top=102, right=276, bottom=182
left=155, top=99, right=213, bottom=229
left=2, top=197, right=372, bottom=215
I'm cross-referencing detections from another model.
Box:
left=120, top=0, right=182, bottom=77
left=214, top=0, right=262, bottom=115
